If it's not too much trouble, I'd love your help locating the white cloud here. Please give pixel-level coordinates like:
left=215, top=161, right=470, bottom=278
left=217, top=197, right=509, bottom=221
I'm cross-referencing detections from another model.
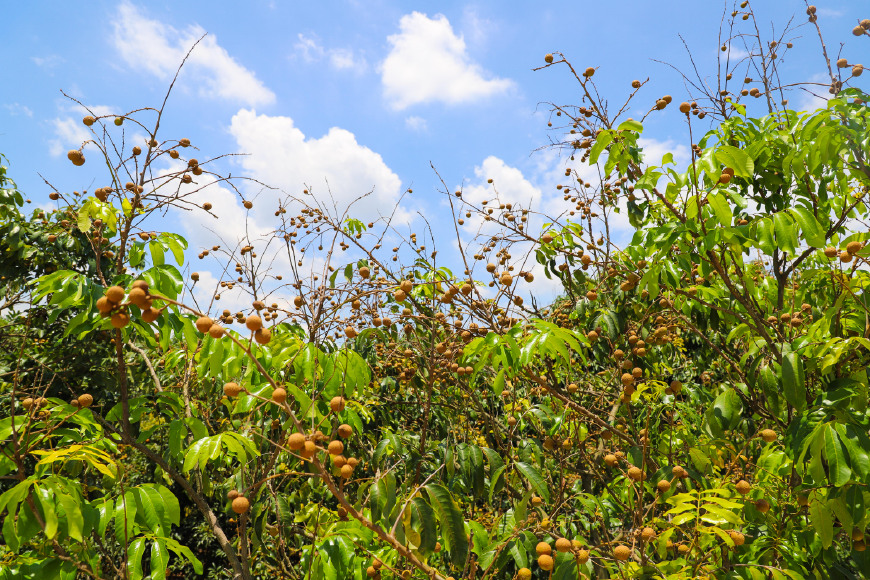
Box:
left=795, top=74, right=833, bottom=112
left=112, top=2, right=274, bottom=106
left=229, top=109, right=407, bottom=224
left=49, top=118, right=91, bottom=156
left=48, top=104, right=123, bottom=157
left=293, top=34, right=368, bottom=73
left=4, top=103, right=33, bottom=117
left=381, top=12, right=513, bottom=110
left=32, top=55, right=63, bottom=69
left=405, top=116, right=428, bottom=131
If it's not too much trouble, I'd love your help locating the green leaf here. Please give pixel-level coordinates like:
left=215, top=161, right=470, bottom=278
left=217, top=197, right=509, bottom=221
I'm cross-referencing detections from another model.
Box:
left=705, top=388, right=743, bottom=437
left=707, top=192, right=733, bottom=227
left=822, top=424, right=851, bottom=486
left=773, top=212, right=798, bottom=256
left=514, top=462, right=550, bottom=503
left=809, top=493, right=834, bottom=549
left=127, top=537, right=147, bottom=580
left=149, top=241, right=165, bottom=266
left=617, top=119, right=644, bottom=133
left=714, top=145, right=754, bottom=178
left=425, top=484, right=467, bottom=567
left=151, top=539, right=170, bottom=580
left=781, top=352, right=806, bottom=412
left=788, top=207, right=826, bottom=247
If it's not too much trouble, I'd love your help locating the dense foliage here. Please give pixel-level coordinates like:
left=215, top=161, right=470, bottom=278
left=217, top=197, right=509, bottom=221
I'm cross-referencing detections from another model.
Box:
left=3, top=7, right=870, bottom=580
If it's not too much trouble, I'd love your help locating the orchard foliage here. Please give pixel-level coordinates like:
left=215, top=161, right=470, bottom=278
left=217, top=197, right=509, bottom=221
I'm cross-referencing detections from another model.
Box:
left=3, top=6, right=870, bottom=580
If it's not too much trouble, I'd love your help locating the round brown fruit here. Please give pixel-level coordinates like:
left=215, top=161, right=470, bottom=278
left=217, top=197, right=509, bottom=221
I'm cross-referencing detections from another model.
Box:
left=224, top=382, right=242, bottom=397
left=755, top=499, right=770, bottom=513
left=657, top=479, right=671, bottom=493
left=544, top=54, right=554, bottom=63
left=106, top=286, right=125, bottom=303
left=77, top=394, right=94, bottom=408
left=195, top=316, right=213, bottom=333
left=330, top=396, right=346, bottom=413
left=537, top=554, right=554, bottom=570
left=641, top=527, right=656, bottom=542
left=536, top=541, right=552, bottom=555
left=760, top=428, right=777, bottom=443
left=338, top=424, right=353, bottom=438
left=231, top=496, right=250, bottom=514
left=613, top=545, right=631, bottom=561
left=735, top=480, right=751, bottom=495
left=110, top=311, right=130, bottom=328
left=208, top=324, right=225, bottom=338
left=271, top=387, right=287, bottom=404
left=340, top=464, right=354, bottom=478
left=254, top=328, right=272, bottom=345
left=729, top=530, right=745, bottom=546
left=555, top=537, right=572, bottom=552
left=288, top=432, right=305, bottom=450
left=518, top=568, right=532, bottom=580
left=227, top=489, right=239, bottom=500
left=246, top=314, right=262, bottom=331
left=328, top=440, right=344, bottom=455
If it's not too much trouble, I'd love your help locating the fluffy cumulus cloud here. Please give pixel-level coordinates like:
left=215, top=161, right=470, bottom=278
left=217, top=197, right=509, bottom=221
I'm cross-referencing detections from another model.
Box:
left=229, top=109, right=406, bottom=223
left=48, top=104, right=118, bottom=156
left=112, top=2, right=275, bottom=106
left=293, top=34, right=367, bottom=73
left=381, top=12, right=513, bottom=110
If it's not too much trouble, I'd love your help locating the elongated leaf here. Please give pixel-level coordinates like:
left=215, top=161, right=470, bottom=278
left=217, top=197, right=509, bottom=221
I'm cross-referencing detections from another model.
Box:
left=781, top=352, right=806, bottom=412
left=514, top=462, right=550, bottom=503
left=715, top=145, right=754, bottom=178
left=788, top=207, right=826, bottom=247
left=425, top=484, right=467, bottom=567
left=823, top=424, right=851, bottom=486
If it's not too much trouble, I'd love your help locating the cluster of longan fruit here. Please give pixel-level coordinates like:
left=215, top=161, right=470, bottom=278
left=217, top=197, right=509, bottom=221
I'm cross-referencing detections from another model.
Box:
left=96, top=280, right=161, bottom=328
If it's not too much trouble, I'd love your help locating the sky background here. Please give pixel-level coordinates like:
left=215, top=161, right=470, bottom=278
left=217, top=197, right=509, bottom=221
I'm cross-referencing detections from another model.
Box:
left=3, top=0, right=868, bottom=312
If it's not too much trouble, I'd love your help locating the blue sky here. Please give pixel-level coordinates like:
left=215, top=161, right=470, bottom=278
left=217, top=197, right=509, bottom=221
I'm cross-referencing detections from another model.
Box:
left=3, top=0, right=868, bottom=310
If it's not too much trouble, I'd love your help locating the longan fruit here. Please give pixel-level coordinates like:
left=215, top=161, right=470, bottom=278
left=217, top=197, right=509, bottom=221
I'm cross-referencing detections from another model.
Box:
left=332, top=454, right=347, bottom=468
left=77, top=394, right=94, bottom=408
left=735, top=480, right=751, bottom=495
left=110, top=311, right=130, bottom=328
left=359, top=266, right=370, bottom=279
left=338, top=424, right=353, bottom=438
left=613, top=545, right=631, bottom=561
left=754, top=499, right=770, bottom=513
left=853, top=528, right=865, bottom=542
left=657, top=479, right=671, bottom=493
left=631, top=80, right=641, bottom=88
left=340, top=464, right=354, bottom=478
left=544, top=54, right=554, bottom=63
left=301, top=440, right=317, bottom=459
left=195, top=316, right=213, bottom=333
left=728, top=530, right=745, bottom=546
left=202, top=202, right=212, bottom=211
left=840, top=251, right=853, bottom=263
left=96, top=296, right=113, bottom=316
left=328, top=440, right=344, bottom=455
left=227, top=489, right=239, bottom=500
left=855, top=539, right=867, bottom=551
left=536, top=541, right=552, bottom=556
left=288, top=432, right=306, bottom=450
left=208, top=324, right=225, bottom=338
left=128, top=287, right=149, bottom=309
left=83, top=115, right=95, bottom=126
left=577, top=549, right=590, bottom=563
left=531, top=495, right=543, bottom=507
left=330, top=396, right=346, bottom=412
left=628, top=466, right=644, bottom=481
left=846, top=241, right=863, bottom=255
left=254, top=328, right=271, bottom=344
left=243, top=201, right=253, bottom=209
left=231, top=496, right=250, bottom=514
left=132, top=146, right=141, bottom=156
left=180, top=138, right=190, bottom=147
left=537, top=554, right=554, bottom=570
left=224, top=382, right=242, bottom=397
left=760, top=428, right=777, bottom=443
left=114, top=117, right=124, bottom=126
left=271, top=387, right=287, bottom=404
left=555, top=538, right=572, bottom=552
left=22, top=397, right=34, bottom=410
left=604, top=454, right=618, bottom=467
left=239, top=314, right=261, bottom=333
left=824, top=247, right=838, bottom=258
left=106, top=286, right=125, bottom=303
left=518, top=568, right=532, bottom=580
left=641, top=527, right=656, bottom=542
